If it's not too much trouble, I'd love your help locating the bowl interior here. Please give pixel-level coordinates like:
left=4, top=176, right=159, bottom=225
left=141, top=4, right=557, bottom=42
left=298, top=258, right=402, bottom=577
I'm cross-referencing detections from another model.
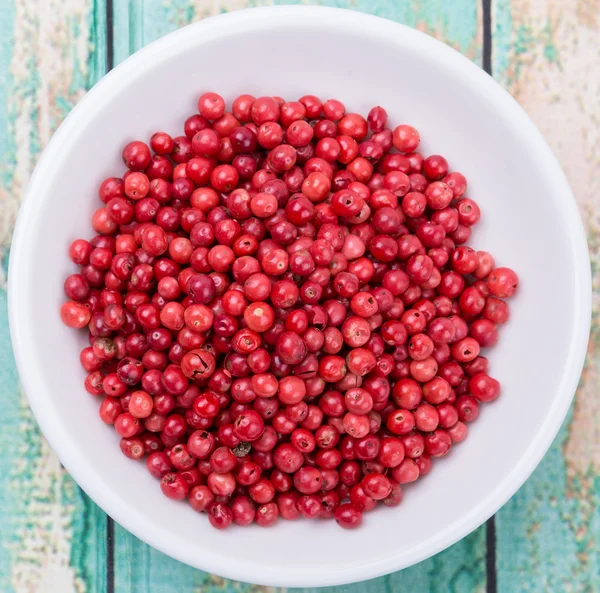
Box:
left=9, top=7, right=590, bottom=588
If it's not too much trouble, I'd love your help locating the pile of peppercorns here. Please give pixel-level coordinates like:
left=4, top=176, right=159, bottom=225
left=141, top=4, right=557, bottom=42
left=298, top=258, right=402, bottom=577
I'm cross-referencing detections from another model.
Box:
left=60, top=92, right=518, bottom=529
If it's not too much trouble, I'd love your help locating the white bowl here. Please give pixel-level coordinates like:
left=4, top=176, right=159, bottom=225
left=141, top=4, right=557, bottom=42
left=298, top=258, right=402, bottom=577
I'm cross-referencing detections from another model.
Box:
left=8, top=5, right=591, bottom=588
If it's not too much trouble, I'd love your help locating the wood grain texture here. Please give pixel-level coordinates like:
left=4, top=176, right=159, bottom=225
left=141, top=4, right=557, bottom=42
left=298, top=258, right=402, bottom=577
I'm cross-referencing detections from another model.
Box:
left=5, top=0, right=597, bottom=592
left=113, top=524, right=485, bottom=593
left=110, top=2, right=487, bottom=592
left=113, top=527, right=278, bottom=593
left=492, top=0, right=600, bottom=590
left=111, top=0, right=482, bottom=67
left=0, top=1, right=108, bottom=592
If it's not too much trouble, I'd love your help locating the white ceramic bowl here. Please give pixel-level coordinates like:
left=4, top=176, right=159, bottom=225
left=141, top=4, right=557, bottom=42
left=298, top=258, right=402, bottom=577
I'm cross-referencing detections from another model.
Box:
left=8, top=5, right=591, bottom=587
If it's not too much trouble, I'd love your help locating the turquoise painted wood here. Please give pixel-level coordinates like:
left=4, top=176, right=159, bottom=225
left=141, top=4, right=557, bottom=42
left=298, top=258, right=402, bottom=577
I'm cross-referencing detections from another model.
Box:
left=111, top=0, right=482, bottom=66
left=492, top=0, right=600, bottom=590
left=113, top=530, right=270, bottom=593
left=1, top=1, right=599, bottom=592
left=113, top=525, right=485, bottom=593
left=0, top=2, right=109, bottom=592
left=110, top=1, right=488, bottom=592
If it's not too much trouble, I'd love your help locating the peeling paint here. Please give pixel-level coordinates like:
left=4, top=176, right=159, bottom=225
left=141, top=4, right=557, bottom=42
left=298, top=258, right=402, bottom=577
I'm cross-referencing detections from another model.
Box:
left=2, top=0, right=598, bottom=591
left=0, top=0, right=94, bottom=284
left=493, top=0, right=599, bottom=590
left=0, top=2, right=107, bottom=593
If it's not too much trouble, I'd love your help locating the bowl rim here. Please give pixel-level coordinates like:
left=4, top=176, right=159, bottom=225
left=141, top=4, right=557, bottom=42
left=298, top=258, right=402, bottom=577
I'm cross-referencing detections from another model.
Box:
left=8, top=4, right=592, bottom=587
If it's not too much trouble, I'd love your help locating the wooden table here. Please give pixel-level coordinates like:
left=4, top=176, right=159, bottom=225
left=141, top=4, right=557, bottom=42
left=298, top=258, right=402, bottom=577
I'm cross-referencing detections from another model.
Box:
left=0, top=1, right=597, bottom=591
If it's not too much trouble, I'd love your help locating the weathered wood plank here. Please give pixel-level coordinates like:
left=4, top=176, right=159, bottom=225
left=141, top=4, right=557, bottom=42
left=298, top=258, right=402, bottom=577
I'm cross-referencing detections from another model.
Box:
left=111, top=0, right=483, bottom=66
left=111, top=1, right=487, bottom=592
left=113, top=527, right=278, bottom=593
left=113, top=524, right=485, bottom=593
left=492, top=0, right=600, bottom=590
left=293, top=527, right=486, bottom=593
left=0, top=1, right=109, bottom=592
